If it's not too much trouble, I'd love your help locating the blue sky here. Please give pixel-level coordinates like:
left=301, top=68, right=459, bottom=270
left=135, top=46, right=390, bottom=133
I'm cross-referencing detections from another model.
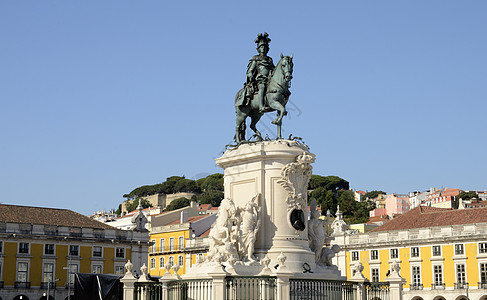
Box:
left=1, top=1, right=486, bottom=215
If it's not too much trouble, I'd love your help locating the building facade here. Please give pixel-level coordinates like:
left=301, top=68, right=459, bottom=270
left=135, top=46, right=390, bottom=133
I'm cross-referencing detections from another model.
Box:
left=0, top=204, right=149, bottom=300
left=336, top=206, right=487, bottom=300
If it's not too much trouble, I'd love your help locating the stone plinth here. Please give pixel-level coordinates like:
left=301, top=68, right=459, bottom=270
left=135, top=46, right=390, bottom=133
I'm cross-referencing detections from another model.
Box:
left=215, top=140, right=317, bottom=275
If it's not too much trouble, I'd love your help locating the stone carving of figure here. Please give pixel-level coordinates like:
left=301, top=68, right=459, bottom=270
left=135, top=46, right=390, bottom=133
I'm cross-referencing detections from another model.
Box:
left=318, top=244, right=340, bottom=267
left=308, top=198, right=326, bottom=263
left=244, top=32, right=275, bottom=112
left=239, top=194, right=261, bottom=262
left=207, top=198, right=238, bottom=262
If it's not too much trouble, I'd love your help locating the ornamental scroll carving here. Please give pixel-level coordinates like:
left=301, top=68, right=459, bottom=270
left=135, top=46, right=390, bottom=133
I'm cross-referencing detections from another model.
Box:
left=277, top=152, right=315, bottom=211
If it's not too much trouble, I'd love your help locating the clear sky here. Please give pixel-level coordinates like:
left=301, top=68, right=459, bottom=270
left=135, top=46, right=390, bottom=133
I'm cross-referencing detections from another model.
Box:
left=1, top=1, right=486, bottom=215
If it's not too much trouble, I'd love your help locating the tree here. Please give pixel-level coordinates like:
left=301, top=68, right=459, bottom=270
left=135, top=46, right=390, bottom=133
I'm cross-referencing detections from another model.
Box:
left=363, top=190, right=386, bottom=200
left=197, top=173, right=224, bottom=192
left=193, top=190, right=224, bottom=207
left=174, top=178, right=200, bottom=193
left=308, top=175, right=349, bottom=192
left=457, top=191, right=479, bottom=201
left=165, top=197, right=191, bottom=211
left=125, top=198, right=152, bottom=213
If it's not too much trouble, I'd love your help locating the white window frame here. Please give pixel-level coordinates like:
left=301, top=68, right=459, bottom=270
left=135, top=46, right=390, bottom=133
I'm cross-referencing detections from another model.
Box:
left=370, top=250, right=379, bottom=261
left=433, top=264, right=444, bottom=286
left=178, top=255, right=184, bottom=267
left=455, top=244, right=464, bottom=256
left=456, top=263, right=467, bottom=284
left=160, top=257, right=165, bottom=268
left=432, top=245, right=441, bottom=256
left=160, top=238, right=165, bottom=252
left=411, top=265, right=421, bottom=287
left=115, top=265, right=125, bottom=275
left=479, top=242, right=487, bottom=254
left=150, top=258, right=156, bottom=269
left=69, top=245, right=79, bottom=256
left=68, top=263, right=79, bottom=284
left=179, top=236, right=184, bottom=250
left=92, top=264, right=102, bottom=274
left=169, top=256, right=174, bottom=267
left=411, top=247, right=420, bottom=258
left=17, top=261, right=29, bottom=283
left=151, top=239, right=156, bottom=252
left=116, top=247, right=125, bottom=258
left=390, top=248, right=398, bottom=259
left=371, top=267, right=379, bottom=282
left=42, top=263, right=55, bottom=283
left=18, top=242, right=30, bottom=254
left=44, top=244, right=55, bottom=256
left=351, top=251, right=359, bottom=261
left=92, top=246, right=103, bottom=257
left=169, top=238, right=175, bottom=251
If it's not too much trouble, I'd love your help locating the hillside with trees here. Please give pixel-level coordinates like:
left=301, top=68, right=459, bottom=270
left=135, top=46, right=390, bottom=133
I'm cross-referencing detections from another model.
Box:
left=307, top=175, right=375, bottom=224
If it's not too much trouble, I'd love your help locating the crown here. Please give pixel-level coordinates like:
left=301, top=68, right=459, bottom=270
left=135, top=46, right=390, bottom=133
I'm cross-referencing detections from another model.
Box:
left=254, top=32, right=271, bottom=47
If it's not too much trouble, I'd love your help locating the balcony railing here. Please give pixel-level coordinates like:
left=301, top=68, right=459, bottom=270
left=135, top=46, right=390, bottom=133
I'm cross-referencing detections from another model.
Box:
left=41, top=282, right=57, bottom=289
left=455, top=282, right=468, bottom=289
left=14, top=281, right=31, bottom=288
left=410, top=284, right=423, bottom=290
left=478, top=282, right=487, bottom=289
left=432, top=283, right=445, bottom=290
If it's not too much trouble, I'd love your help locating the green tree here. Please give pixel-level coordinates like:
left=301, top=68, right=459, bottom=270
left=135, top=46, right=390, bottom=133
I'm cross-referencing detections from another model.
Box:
left=193, top=190, right=224, bottom=207
left=457, top=191, right=479, bottom=201
left=165, top=197, right=191, bottom=211
left=363, top=190, right=386, bottom=200
left=174, top=178, right=200, bottom=193
left=197, top=173, right=224, bottom=192
left=308, top=175, right=349, bottom=192
left=125, top=198, right=152, bottom=213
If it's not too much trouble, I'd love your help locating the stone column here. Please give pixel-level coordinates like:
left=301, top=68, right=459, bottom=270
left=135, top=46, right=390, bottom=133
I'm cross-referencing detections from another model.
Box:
left=208, top=266, right=228, bottom=300
left=120, top=261, right=138, bottom=300
left=348, top=262, right=368, bottom=300
left=386, top=261, right=405, bottom=300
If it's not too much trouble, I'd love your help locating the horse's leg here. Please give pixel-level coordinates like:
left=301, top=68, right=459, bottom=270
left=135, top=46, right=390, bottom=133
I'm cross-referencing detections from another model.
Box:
left=249, top=112, right=263, bottom=141
left=267, top=94, right=286, bottom=125
left=235, top=107, right=247, bottom=144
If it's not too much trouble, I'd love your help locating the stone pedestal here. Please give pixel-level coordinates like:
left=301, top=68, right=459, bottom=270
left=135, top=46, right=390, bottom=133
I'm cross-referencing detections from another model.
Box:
left=215, top=140, right=338, bottom=278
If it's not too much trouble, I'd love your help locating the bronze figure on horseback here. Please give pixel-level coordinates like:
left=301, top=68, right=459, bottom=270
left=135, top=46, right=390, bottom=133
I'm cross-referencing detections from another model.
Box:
left=235, top=32, right=294, bottom=144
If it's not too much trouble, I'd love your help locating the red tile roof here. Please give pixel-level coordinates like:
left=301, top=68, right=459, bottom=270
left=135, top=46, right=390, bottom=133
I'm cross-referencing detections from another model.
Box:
left=198, top=204, right=212, bottom=211
left=199, top=228, right=211, bottom=237
left=372, top=206, right=487, bottom=232
left=165, top=215, right=208, bottom=226
left=0, top=204, right=114, bottom=229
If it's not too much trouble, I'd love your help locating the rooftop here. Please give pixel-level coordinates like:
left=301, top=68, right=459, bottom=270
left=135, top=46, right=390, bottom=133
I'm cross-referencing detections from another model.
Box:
left=0, top=204, right=114, bottom=230
left=372, top=205, right=487, bottom=232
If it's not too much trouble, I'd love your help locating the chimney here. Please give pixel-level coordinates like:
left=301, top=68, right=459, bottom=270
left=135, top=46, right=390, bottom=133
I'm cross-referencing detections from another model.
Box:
left=180, top=211, right=188, bottom=224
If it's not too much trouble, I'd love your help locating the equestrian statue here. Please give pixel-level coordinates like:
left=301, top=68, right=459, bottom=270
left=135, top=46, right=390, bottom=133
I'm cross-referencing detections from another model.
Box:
left=234, top=32, right=294, bottom=144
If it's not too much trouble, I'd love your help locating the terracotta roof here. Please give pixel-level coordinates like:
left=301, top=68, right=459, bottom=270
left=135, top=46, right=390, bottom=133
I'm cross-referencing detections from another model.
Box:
left=208, top=207, right=219, bottom=211
left=0, top=204, right=114, bottom=229
left=198, top=204, right=212, bottom=211
left=199, top=228, right=211, bottom=237
left=165, top=215, right=208, bottom=226
left=372, top=206, right=487, bottom=232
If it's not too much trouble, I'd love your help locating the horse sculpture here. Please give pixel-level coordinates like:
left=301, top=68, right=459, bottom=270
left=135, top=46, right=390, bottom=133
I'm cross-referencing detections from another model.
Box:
left=234, top=54, right=294, bottom=144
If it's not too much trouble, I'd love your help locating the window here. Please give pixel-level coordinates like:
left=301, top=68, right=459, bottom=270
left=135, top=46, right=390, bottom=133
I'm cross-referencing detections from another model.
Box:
left=19, top=242, right=29, bottom=254
left=179, top=236, right=184, bottom=250
left=455, top=244, right=464, bottom=255
left=479, top=242, right=487, bottom=254
left=169, top=238, right=175, bottom=251
left=160, top=239, right=165, bottom=251
left=116, top=247, right=125, bottom=258
left=456, top=264, right=466, bottom=284
left=160, top=257, right=165, bottom=268
left=45, top=244, right=55, bottom=255
left=115, top=266, right=125, bottom=275
left=412, top=266, right=421, bottom=286
left=151, top=239, right=156, bottom=252
left=68, top=264, right=78, bottom=284
left=481, top=263, right=487, bottom=284
left=178, top=255, right=184, bottom=267
left=69, top=245, right=79, bottom=256
left=390, top=248, right=398, bottom=259
left=371, top=268, right=379, bottom=282
left=169, top=256, right=174, bottom=266
left=411, top=247, right=420, bottom=258
left=93, top=246, right=102, bottom=257
left=17, top=262, right=28, bottom=283
left=0, top=241, right=3, bottom=253
left=43, top=263, right=54, bottom=283
left=150, top=258, right=156, bottom=269
left=351, top=251, right=359, bottom=261
left=370, top=250, right=378, bottom=260
left=434, top=265, right=443, bottom=285
left=92, top=265, right=102, bottom=274
left=432, top=245, right=441, bottom=256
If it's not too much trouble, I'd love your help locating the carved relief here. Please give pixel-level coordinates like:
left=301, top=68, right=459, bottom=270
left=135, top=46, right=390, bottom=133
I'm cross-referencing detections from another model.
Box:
left=205, top=194, right=261, bottom=264
left=277, top=152, right=315, bottom=211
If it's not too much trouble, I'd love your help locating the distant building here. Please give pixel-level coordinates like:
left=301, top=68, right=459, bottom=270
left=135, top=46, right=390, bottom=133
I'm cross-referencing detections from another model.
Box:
left=408, top=191, right=428, bottom=209
left=121, top=192, right=198, bottom=215
left=148, top=207, right=216, bottom=276
left=353, top=190, right=366, bottom=202
left=369, top=193, right=410, bottom=218
left=336, top=205, right=487, bottom=300
left=0, top=204, right=149, bottom=300
left=424, top=187, right=461, bottom=209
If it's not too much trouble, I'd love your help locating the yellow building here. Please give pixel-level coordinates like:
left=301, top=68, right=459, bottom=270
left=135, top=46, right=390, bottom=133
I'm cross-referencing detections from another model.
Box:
left=0, top=204, right=149, bottom=300
left=336, top=206, right=487, bottom=300
left=148, top=208, right=215, bottom=277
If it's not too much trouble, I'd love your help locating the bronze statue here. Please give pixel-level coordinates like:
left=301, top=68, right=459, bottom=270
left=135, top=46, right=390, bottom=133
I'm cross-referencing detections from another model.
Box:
left=235, top=33, right=293, bottom=144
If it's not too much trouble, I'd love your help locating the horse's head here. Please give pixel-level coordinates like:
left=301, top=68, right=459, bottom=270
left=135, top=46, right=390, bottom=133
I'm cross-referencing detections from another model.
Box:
left=279, top=53, right=294, bottom=82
